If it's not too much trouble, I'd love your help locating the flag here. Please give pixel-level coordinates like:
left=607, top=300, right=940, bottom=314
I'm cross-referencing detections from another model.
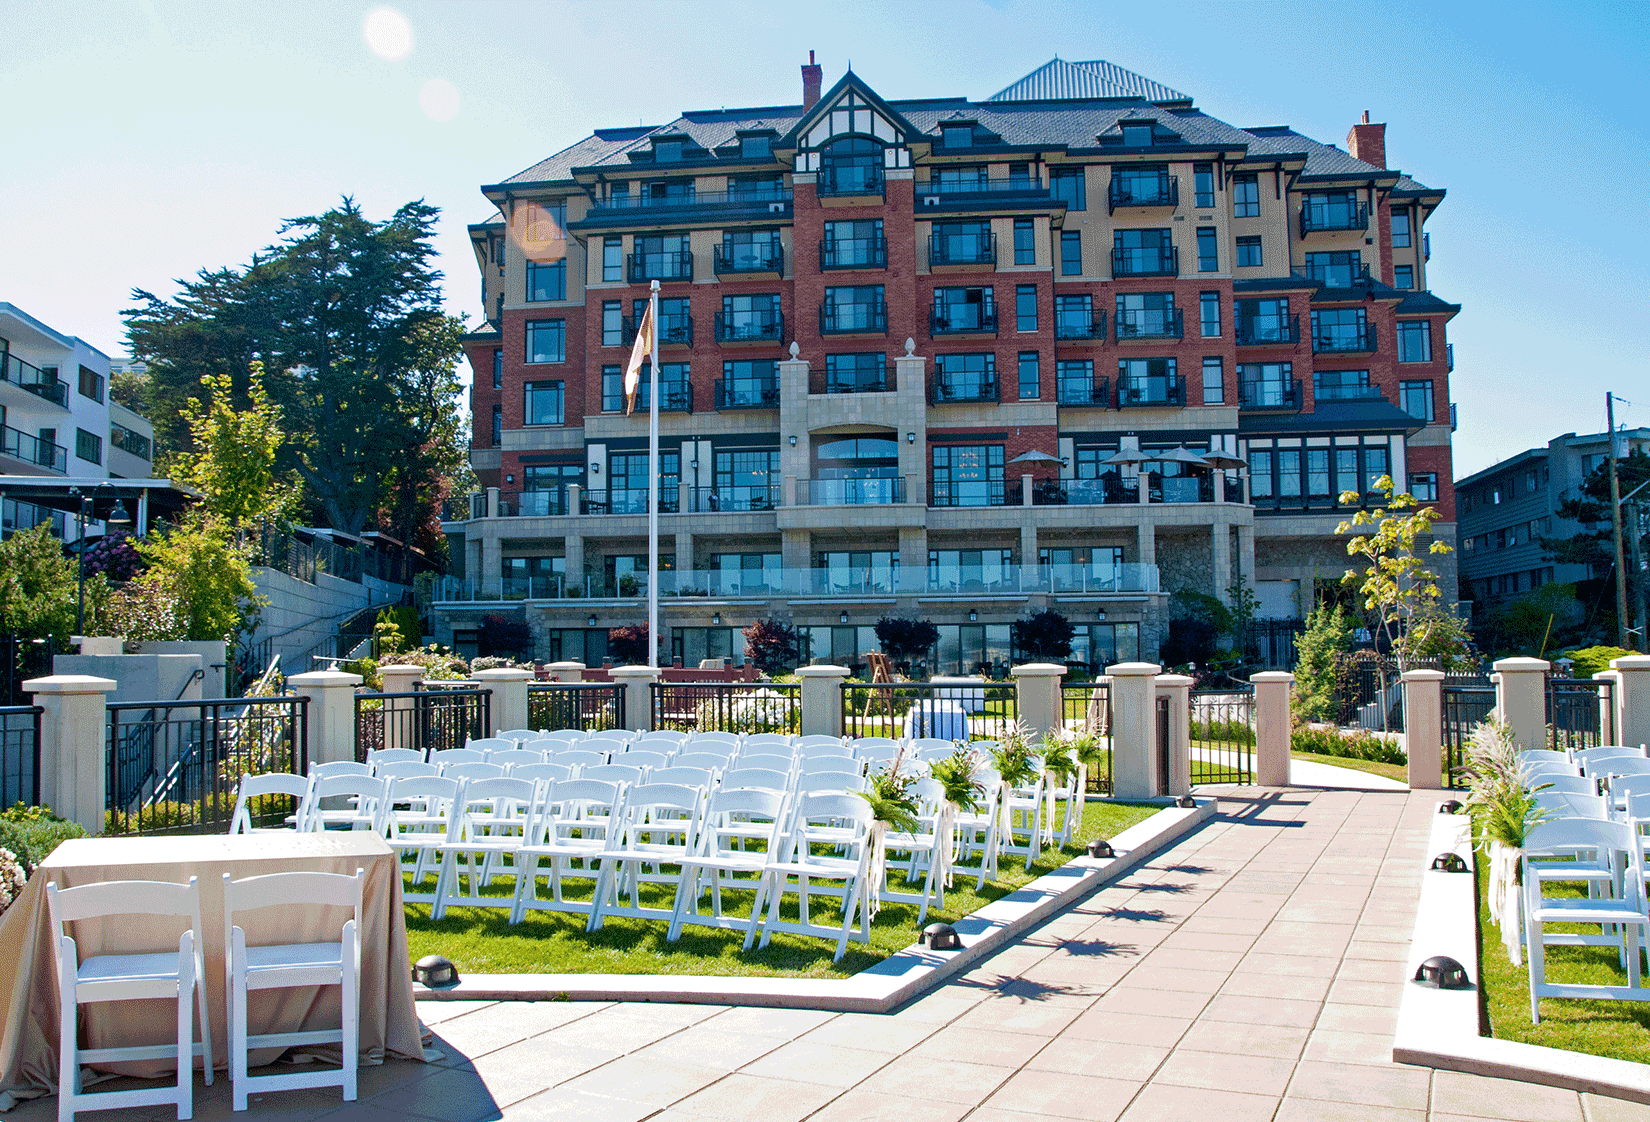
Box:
left=624, top=302, right=654, bottom=415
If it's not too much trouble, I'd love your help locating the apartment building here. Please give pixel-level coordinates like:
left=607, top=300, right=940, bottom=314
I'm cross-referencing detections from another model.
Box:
left=434, top=57, right=1459, bottom=672
left=1457, top=428, right=1650, bottom=608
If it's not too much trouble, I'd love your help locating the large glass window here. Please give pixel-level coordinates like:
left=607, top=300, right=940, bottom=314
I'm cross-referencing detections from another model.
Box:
left=603, top=552, right=674, bottom=597
left=824, top=353, right=887, bottom=393
left=932, top=220, right=993, bottom=264
left=1391, top=211, right=1412, bottom=248
left=1013, top=219, right=1035, bottom=265
left=1248, top=438, right=1393, bottom=507
left=1051, top=167, right=1086, bottom=211
left=720, top=293, right=782, bottom=340
left=1232, top=173, right=1260, bottom=217
left=1397, top=321, right=1433, bottom=362
left=822, top=285, right=886, bottom=333
left=1117, top=357, right=1177, bottom=405
left=602, top=362, right=689, bottom=412
left=75, top=428, right=101, bottom=464
left=1235, top=298, right=1290, bottom=343
left=822, top=219, right=884, bottom=268
left=820, top=136, right=884, bottom=194
left=1394, top=265, right=1414, bottom=290
left=815, top=551, right=899, bottom=594
left=525, top=319, right=565, bottom=364
left=1202, top=357, right=1224, bottom=404
left=1304, top=250, right=1363, bottom=287
left=1112, top=164, right=1171, bottom=205
left=935, top=624, right=1014, bottom=677
left=523, top=380, right=564, bottom=425
left=1238, top=362, right=1293, bottom=407
left=607, top=450, right=680, bottom=512
left=934, top=165, right=988, bottom=192
left=522, top=464, right=580, bottom=515
left=78, top=365, right=104, bottom=403
left=525, top=201, right=566, bottom=241
left=1070, top=623, right=1140, bottom=670
left=928, top=548, right=1014, bottom=590
left=1200, top=291, right=1221, bottom=338
left=502, top=556, right=563, bottom=600
left=713, top=447, right=779, bottom=509
left=601, top=301, right=623, bottom=347
left=1015, top=285, right=1038, bottom=332
left=1116, top=292, right=1176, bottom=338
left=931, top=444, right=1005, bottom=507
left=717, top=359, right=779, bottom=408
left=721, top=228, right=782, bottom=271
left=932, top=287, right=995, bottom=332
left=526, top=259, right=566, bottom=301
left=1311, top=307, right=1370, bottom=352
left=1040, top=546, right=1124, bottom=592
left=1314, top=370, right=1372, bottom=401
left=1055, top=294, right=1095, bottom=338
left=1060, top=230, right=1083, bottom=275
left=602, top=237, right=623, bottom=282
left=711, top=552, right=783, bottom=595
left=1400, top=379, right=1435, bottom=422
left=1019, top=352, right=1040, bottom=401
left=1304, top=191, right=1362, bottom=229
left=1055, top=358, right=1095, bottom=404
left=1113, top=228, right=1172, bottom=274
left=932, top=353, right=997, bottom=403
left=812, top=436, right=899, bottom=504
left=1235, top=236, right=1262, bottom=268
left=1409, top=472, right=1439, bottom=502
left=1193, top=163, right=1215, bottom=208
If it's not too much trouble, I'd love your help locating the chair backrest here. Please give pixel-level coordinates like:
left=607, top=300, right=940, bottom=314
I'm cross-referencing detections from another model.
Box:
left=736, top=753, right=795, bottom=774
left=582, top=730, right=634, bottom=749
left=488, top=749, right=547, bottom=770
left=49, top=876, right=204, bottom=959
left=793, top=770, right=867, bottom=795
left=1526, top=816, right=1642, bottom=868
left=465, top=737, right=517, bottom=755
left=615, top=750, right=673, bottom=770
left=366, top=748, right=425, bottom=767
left=512, top=762, right=573, bottom=785
left=741, top=734, right=795, bottom=753
left=851, top=737, right=902, bottom=763
left=1534, top=790, right=1608, bottom=820
left=310, top=760, right=373, bottom=780
left=384, top=775, right=464, bottom=839
left=1576, top=746, right=1647, bottom=768
left=615, top=783, right=702, bottom=850
left=700, top=787, right=786, bottom=855
left=722, top=767, right=790, bottom=793
left=555, top=749, right=609, bottom=768
left=632, top=731, right=688, bottom=750
left=790, top=792, right=872, bottom=852
left=1596, top=757, right=1650, bottom=778
left=387, top=774, right=462, bottom=808
left=801, top=754, right=861, bottom=777
left=442, top=761, right=507, bottom=782
left=909, top=738, right=957, bottom=759
left=230, top=772, right=311, bottom=833
left=795, top=735, right=850, bottom=756
left=301, top=774, right=392, bottom=831
left=1534, top=773, right=1596, bottom=795
left=581, top=763, right=646, bottom=786
left=533, top=730, right=586, bottom=746
left=222, top=868, right=364, bottom=955
left=674, top=751, right=734, bottom=770
left=649, top=766, right=715, bottom=788
left=430, top=748, right=488, bottom=767
left=1524, top=758, right=1580, bottom=777
left=909, top=777, right=946, bottom=813
left=1626, top=790, right=1650, bottom=825
left=455, top=777, right=540, bottom=837
left=543, top=778, right=623, bottom=820
left=375, top=760, right=441, bottom=781
left=1611, top=774, right=1650, bottom=803
left=687, top=732, right=742, bottom=752
left=496, top=729, right=539, bottom=742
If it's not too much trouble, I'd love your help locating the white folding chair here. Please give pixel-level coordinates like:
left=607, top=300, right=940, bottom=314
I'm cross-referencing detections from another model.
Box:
left=795, top=735, right=850, bottom=757
left=496, top=729, right=539, bottom=743
left=512, top=762, right=574, bottom=786
left=512, top=779, right=625, bottom=922
left=748, top=792, right=875, bottom=962
left=582, top=731, right=635, bottom=752
left=997, top=770, right=1047, bottom=866
left=740, top=734, right=795, bottom=755
left=588, top=783, right=704, bottom=929
left=851, top=737, right=902, bottom=766
left=613, top=750, right=672, bottom=771
left=793, top=770, right=868, bottom=795
left=432, top=777, right=540, bottom=919
left=383, top=776, right=463, bottom=904
left=801, top=754, right=861, bottom=778
left=879, top=777, right=949, bottom=923
left=581, top=763, right=647, bottom=787
left=464, top=737, right=517, bottom=755
left=488, top=748, right=547, bottom=770
left=1044, top=762, right=1087, bottom=846
left=631, top=731, right=688, bottom=751
left=909, top=738, right=958, bottom=760
left=954, top=765, right=1004, bottom=889
left=374, top=760, right=441, bottom=782
left=687, top=732, right=742, bottom=754
left=229, top=773, right=310, bottom=834
left=222, top=868, right=364, bottom=1110
left=650, top=766, right=716, bottom=788
left=1537, top=773, right=1597, bottom=796
left=46, top=877, right=213, bottom=1122
left=532, top=730, right=586, bottom=748
left=365, top=748, right=424, bottom=768
left=721, top=767, right=791, bottom=795
left=1598, top=758, right=1650, bottom=780
left=308, top=761, right=372, bottom=781
left=442, top=761, right=507, bottom=783
left=298, top=775, right=391, bottom=833
left=429, top=748, right=488, bottom=768
left=668, top=787, right=787, bottom=941
left=675, top=751, right=735, bottom=770
left=555, top=749, right=609, bottom=770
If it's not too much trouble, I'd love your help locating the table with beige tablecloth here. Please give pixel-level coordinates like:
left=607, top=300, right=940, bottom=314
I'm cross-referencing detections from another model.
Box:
left=0, top=832, right=425, bottom=1105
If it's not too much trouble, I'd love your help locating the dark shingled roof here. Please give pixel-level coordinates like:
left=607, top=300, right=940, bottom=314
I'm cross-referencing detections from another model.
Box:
left=1239, top=400, right=1426, bottom=437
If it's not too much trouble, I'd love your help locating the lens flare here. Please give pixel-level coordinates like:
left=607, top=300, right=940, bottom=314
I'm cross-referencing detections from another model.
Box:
left=420, top=79, right=461, bottom=122
left=362, top=7, right=413, bottom=61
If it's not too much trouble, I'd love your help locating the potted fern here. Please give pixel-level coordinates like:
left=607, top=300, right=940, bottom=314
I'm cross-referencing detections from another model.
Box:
left=928, top=748, right=984, bottom=887
left=857, top=765, right=921, bottom=918
left=1458, top=717, right=1550, bottom=965
left=1039, top=729, right=1087, bottom=846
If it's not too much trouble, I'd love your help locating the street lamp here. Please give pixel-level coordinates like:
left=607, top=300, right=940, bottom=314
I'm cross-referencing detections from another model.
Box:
left=74, top=484, right=132, bottom=635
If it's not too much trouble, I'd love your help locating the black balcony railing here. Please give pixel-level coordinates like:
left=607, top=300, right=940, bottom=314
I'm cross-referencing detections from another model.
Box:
left=1, top=354, right=67, bottom=408
left=581, top=487, right=680, bottom=515
left=931, top=479, right=1008, bottom=507
left=690, top=484, right=779, bottom=512
left=593, top=187, right=793, bottom=213
left=1107, top=175, right=1179, bottom=214
left=713, top=245, right=784, bottom=276
left=713, top=377, right=780, bottom=409
left=1305, top=262, right=1372, bottom=288
left=1055, top=310, right=1107, bottom=340
left=1300, top=201, right=1370, bottom=236
left=714, top=310, right=784, bottom=343
left=819, top=237, right=887, bottom=270
left=930, top=307, right=998, bottom=335
left=818, top=165, right=885, bottom=197
left=110, top=423, right=152, bottom=461
left=0, top=424, right=66, bottom=472
left=622, top=381, right=694, bottom=413
left=1239, top=378, right=1302, bottom=410
left=1312, top=324, right=1376, bottom=353
left=930, top=377, right=999, bottom=404
left=1236, top=315, right=1300, bottom=346
left=623, top=313, right=693, bottom=348
left=796, top=477, right=906, bottom=505
left=818, top=304, right=887, bottom=334
left=1057, top=375, right=1110, bottom=407
left=913, top=177, right=1047, bottom=205
left=627, top=250, right=694, bottom=283
left=823, top=364, right=890, bottom=394
left=1112, top=246, right=1179, bottom=277
left=929, top=233, right=996, bottom=268
left=1115, top=308, right=1183, bottom=341
left=1117, top=377, right=1184, bottom=407
left=1313, top=384, right=1386, bottom=403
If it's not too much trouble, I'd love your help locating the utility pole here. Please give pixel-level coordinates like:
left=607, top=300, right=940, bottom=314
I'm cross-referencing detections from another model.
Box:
left=1624, top=477, right=1650, bottom=655
left=1607, top=393, right=1629, bottom=649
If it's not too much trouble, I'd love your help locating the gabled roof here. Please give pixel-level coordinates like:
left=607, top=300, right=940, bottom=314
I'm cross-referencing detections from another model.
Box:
left=778, top=69, right=924, bottom=149
left=987, top=58, right=1189, bottom=105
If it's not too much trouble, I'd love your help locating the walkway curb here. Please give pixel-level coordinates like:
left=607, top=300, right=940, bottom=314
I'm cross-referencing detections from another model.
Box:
left=415, top=797, right=1216, bottom=1013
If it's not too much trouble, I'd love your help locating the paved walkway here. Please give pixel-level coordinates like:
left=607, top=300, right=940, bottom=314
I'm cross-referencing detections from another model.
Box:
left=24, top=786, right=1650, bottom=1121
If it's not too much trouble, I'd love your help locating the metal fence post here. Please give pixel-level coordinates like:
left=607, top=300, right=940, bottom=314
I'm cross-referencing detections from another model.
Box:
left=24, top=675, right=116, bottom=834
left=1493, top=657, right=1549, bottom=752
left=796, top=665, right=850, bottom=738
left=1401, top=669, right=1445, bottom=789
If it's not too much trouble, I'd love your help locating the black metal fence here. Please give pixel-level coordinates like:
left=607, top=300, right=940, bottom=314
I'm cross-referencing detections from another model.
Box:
left=527, top=683, right=626, bottom=733
left=653, top=682, right=800, bottom=734
left=1061, top=681, right=1112, bottom=794
left=354, top=686, right=490, bottom=761
left=1, top=635, right=61, bottom=707
left=0, top=706, right=42, bottom=809
left=841, top=681, right=1016, bottom=742
left=1249, top=619, right=1304, bottom=669
left=106, top=696, right=308, bottom=834
left=1443, top=685, right=1496, bottom=785
left=1549, top=678, right=1615, bottom=754
left=1190, top=689, right=1255, bottom=785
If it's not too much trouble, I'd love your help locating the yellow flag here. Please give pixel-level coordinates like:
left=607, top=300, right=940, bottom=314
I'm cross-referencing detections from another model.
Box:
left=624, top=303, right=653, bottom=415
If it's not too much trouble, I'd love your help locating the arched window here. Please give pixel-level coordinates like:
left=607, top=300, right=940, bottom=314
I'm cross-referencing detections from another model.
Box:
left=820, top=137, right=884, bottom=195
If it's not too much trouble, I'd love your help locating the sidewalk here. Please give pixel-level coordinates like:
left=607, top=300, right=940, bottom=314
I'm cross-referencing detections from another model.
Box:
left=28, top=785, right=1650, bottom=1122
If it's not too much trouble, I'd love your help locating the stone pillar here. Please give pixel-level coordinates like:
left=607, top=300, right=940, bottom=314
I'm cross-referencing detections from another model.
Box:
left=566, top=483, right=582, bottom=517
left=25, top=675, right=116, bottom=835
left=1011, top=663, right=1066, bottom=744
left=472, top=668, right=533, bottom=735
left=899, top=526, right=927, bottom=575
left=480, top=534, right=502, bottom=599
left=606, top=665, right=661, bottom=733
left=1251, top=670, right=1293, bottom=787
left=1155, top=673, right=1193, bottom=797
left=1021, top=473, right=1034, bottom=507
left=675, top=531, right=694, bottom=580
left=289, top=670, right=364, bottom=769
left=1020, top=524, right=1038, bottom=573
left=1235, top=523, right=1255, bottom=588
left=782, top=529, right=810, bottom=570
left=1211, top=523, right=1232, bottom=605
left=1402, top=669, right=1446, bottom=789
left=378, top=664, right=425, bottom=754
left=1494, top=657, right=1550, bottom=752
left=1107, top=662, right=1161, bottom=799
left=545, top=661, right=586, bottom=683
left=1610, top=656, right=1650, bottom=748
left=563, top=532, right=584, bottom=597
left=796, top=664, right=851, bottom=738
left=677, top=481, right=692, bottom=518
left=485, top=486, right=500, bottom=518
left=1136, top=523, right=1156, bottom=569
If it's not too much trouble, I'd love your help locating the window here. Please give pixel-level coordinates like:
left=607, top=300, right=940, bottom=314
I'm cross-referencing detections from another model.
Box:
left=1393, top=265, right=1414, bottom=289
left=1391, top=211, right=1412, bottom=248
left=932, top=287, right=995, bottom=333
left=1018, top=352, right=1040, bottom=400
left=1235, top=236, right=1262, bottom=268
left=1060, top=230, right=1083, bottom=275
left=713, top=448, right=780, bottom=508
left=1055, top=358, right=1094, bottom=403
left=1305, top=250, right=1363, bottom=287
left=491, top=404, right=501, bottom=445
left=1200, top=292, right=1221, bottom=338
left=931, top=220, right=992, bottom=265
left=1112, top=164, right=1171, bottom=205
left=822, top=219, right=884, bottom=268
left=718, top=360, right=779, bottom=408
left=1303, top=191, right=1362, bottom=230
left=1117, top=357, right=1177, bottom=405
left=1113, top=228, right=1173, bottom=275
left=525, top=319, right=565, bottom=363
left=1247, top=437, right=1391, bottom=508
left=714, top=551, right=783, bottom=592
left=1235, top=297, right=1290, bottom=344
left=721, top=228, right=782, bottom=271
left=526, top=259, right=566, bottom=301
left=638, top=295, right=692, bottom=345
left=524, top=463, right=581, bottom=493
left=1120, top=122, right=1154, bottom=147
left=607, top=451, right=680, bottom=511
left=1193, top=163, right=1214, bottom=208
left=740, top=135, right=771, bottom=159
left=501, top=555, right=563, bottom=598
left=814, top=551, right=897, bottom=594
left=1015, top=285, right=1038, bottom=332
left=1116, top=292, right=1177, bottom=338
left=1013, top=219, right=1035, bottom=265
left=928, top=548, right=1014, bottom=590
left=632, top=232, right=690, bottom=281
left=1238, top=362, right=1294, bottom=408
left=1232, top=174, right=1260, bottom=218
left=933, top=165, right=987, bottom=194
left=1400, top=379, right=1435, bottom=422
left=110, top=422, right=151, bottom=461
left=1409, top=472, right=1439, bottom=502
left=602, top=301, right=623, bottom=346
left=942, top=124, right=972, bottom=149
left=525, top=201, right=565, bottom=241
left=1055, top=294, right=1096, bottom=338
left=1397, top=321, right=1433, bottom=362
left=824, top=353, right=887, bottom=393
left=933, top=353, right=997, bottom=402
left=78, top=365, right=104, bottom=403
left=931, top=444, right=1005, bottom=506
left=1196, top=227, right=1218, bottom=272
left=75, top=428, right=101, bottom=464
left=820, top=136, right=885, bottom=194
left=603, top=362, right=689, bottom=412
left=822, top=284, right=886, bottom=332
left=492, top=348, right=502, bottom=389
left=523, top=380, right=565, bottom=425
left=1202, top=357, right=1224, bottom=404
left=1311, top=307, right=1371, bottom=352
left=1525, top=469, right=1539, bottom=492
left=602, top=237, right=623, bottom=282
left=1314, top=370, right=1371, bottom=401
left=1051, top=168, right=1086, bottom=211
left=652, top=139, right=683, bottom=163
left=719, top=293, right=782, bottom=340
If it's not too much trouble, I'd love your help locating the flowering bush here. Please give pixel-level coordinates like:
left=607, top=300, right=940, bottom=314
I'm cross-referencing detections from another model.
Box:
left=0, top=847, right=23, bottom=919
left=82, top=532, right=142, bottom=583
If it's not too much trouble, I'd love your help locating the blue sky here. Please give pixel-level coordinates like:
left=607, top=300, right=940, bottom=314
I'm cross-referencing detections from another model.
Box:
left=2, top=0, right=1645, bottom=477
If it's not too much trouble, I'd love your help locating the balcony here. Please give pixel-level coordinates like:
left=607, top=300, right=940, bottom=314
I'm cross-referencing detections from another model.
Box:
left=713, top=376, right=779, bottom=410
left=589, top=187, right=793, bottom=221
left=625, top=382, right=694, bottom=413
left=1107, top=175, right=1179, bottom=215
left=816, top=364, right=891, bottom=394
left=1239, top=378, right=1303, bottom=411
left=931, top=479, right=1007, bottom=507
left=1056, top=375, right=1110, bottom=407
left=110, top=422, right=152, bottom=462
left=817, top=165, right=884, bottom=199
left=1117, top=376, right=1184, bottom=407
left=818, top=304, right=887, bottom=335
left=1115, top=308, right=1183, bottom=341
left=795, top=477, right=907, bottom=505
left=1311, top=324, right=1376, bottom=354
left=929, top=307, right=998, bottom=336
left=581, top=487, right=680, bottom=515
left=0, top=423, right=67, bottom=472
left=623, top=313, right=693, bottom=348
left=1, top=353, right=67, bottom=408
left=713, top=245, right=784, bottom=277
left=1055, top=310, right=1106, bottom=341
left=689, top=484, right=779, bottom=512
left=913, top=177, right=1048, bottom=211
left=819, top=237, right=887, bottom=270
left=928, top=233, right=996, bottom=269
left=1447, top=342, right=1455, bottom=371
left=1299, top=201, right=1370, bottom=237
left=627, top=250, right=693, bottom=284
left=1313, top=384, right=1386, bottom=404
left=714, top=310, right=784, bottom=344
left=1013, top=476, right=1225, bottom=506
left=1305, top=262, right=1372, bottom=289
left=930, top=376, right=999, bottom=405
left=1235, top=315, right=1300, bottom=346
left=1112, top=246, right=1179, bottom=277
left=511, top=489, right=569, bottom=517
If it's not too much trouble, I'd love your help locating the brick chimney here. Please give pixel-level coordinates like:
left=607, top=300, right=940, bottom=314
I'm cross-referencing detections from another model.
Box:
left=1346, top=109, right=1386, bottom=169
left=802, top=50, right=822, bottom=110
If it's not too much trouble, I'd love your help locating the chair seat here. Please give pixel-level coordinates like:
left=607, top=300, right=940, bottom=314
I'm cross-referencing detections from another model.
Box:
left=1531, top=899, right=1649, bottom=926
left=244, top=941, right=345, bottom=973
left=599, top=845, right=691, bottom=863
left=519, top=840, right=607, bottom=858
left=767, top=856, right=859, bottom=878
left=680, top=853, right=768, bottom=874
left=78, top=951, right=184, bottom=985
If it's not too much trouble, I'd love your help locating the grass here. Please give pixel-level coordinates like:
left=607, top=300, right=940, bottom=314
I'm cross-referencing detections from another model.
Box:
left=1476, top=851, right=1650, bottom=1063
left=1291, top=750, right=1410, bottom=785
left=404, top=799, right=1158, bottom=979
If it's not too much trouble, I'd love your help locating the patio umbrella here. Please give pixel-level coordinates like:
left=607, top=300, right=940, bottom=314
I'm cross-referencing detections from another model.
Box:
left=1008, top=449, right=1064, bottom=465
left=1202, top=450, right=1247, bottom=470
left=1100, top=448, right=1161, bottom=467
left=1160, top=447, right=1213, bottom=468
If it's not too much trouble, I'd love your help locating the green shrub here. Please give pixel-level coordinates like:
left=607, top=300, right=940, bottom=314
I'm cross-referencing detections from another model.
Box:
left=1291, top=724, right=1407, bottom=765
left=1563, top=645, right=1634, bottom=680
left=0, top=805, right=90, bottom=871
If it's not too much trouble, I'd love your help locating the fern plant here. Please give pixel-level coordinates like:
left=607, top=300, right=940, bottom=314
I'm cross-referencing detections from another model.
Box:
left=1039, top=733, right=1081, bottom=787
left=989, top=721, right=1040, bottom=788
left=1459, top=717, right=1549, bottom=852
left=857, top=766, right=921, bottom=833
left=929, top=748, right=984, bottom=812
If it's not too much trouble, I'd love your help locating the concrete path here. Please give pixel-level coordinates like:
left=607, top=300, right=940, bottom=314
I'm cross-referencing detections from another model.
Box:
left=24, top=786, right=1650, bottom=1122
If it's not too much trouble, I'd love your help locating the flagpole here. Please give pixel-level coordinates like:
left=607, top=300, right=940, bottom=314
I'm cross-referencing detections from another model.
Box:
left=646, top=278, right=661, bottom=668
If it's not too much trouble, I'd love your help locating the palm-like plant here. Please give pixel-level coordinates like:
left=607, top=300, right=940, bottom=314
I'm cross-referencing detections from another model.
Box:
left=857, top=766, right=921, bottom=834
left=989, top=721, right=1040, bottom=788
left=929, top=748, right=983, bottom=813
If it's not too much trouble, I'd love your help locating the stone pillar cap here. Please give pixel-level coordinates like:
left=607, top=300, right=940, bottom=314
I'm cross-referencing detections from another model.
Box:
left=471, top=667, right=535, bottom=681
left=609, top=665, right=662, bottom=676
left=1156, top=674, right=1195, bottom=687
left=1107, top=662, right=1163, bottom=677
left=1493, top=657, right=1551, bottom=672
left=547, top=661, right=587, bottom=669
left=795, top=664, right=851, bottom=678
left=1400, top=668, right=1447, bottom=681
left=1250, top=670, right=1296, bottom=683
left=288, top=670, right=365, bottom=688
left=1611, top=655, right=1650, bottom=670
left=1010, top=662, right=1067, bottom=677
left=23, top=675, right=118, bottom=694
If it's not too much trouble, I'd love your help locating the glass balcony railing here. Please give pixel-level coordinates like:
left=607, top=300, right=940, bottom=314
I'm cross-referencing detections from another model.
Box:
left=818, top=304, right=887, bottom=334
left=1056, top=375, right=1110, bottom=407
left=819, top=237, right=887, bottom=270
left=913, top=177, right=1047, bottom=206
left=0, top=423, right=67, bottom=472
left=795, top=477, right=906, bottom=505
left=818, top=165, right=884, bottom=197
left=1311, top=324, right=1376, bottom=353
left=689, top=484, right=779, bottom=512
left=930, top=306, right=998, bottom=335
left=930, top=479, right=1007, bottom=507
left=714, top=310, right=784, bottom=343
left=1, top=354, right=68, bottom=407
left=1115, top=308, right=1183, bottom=341
left=713, top=376, right=779, bottom=409
left=592, top=187, right=793, bottom=214
left=1304, top=262, right=1371, bottom=288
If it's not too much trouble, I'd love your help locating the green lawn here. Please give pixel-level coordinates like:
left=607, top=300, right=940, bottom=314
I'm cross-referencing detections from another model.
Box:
left=1291, top=750, right=1409, bottom=785
left=404, top=800, right=1158, bottom=979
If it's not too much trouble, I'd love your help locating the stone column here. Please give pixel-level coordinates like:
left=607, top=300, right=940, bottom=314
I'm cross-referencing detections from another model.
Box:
left=25, top=675, right=116, bottom=835
left=1251, top=670, right=1293, bottom=787
left=1107, top=662, right=1161, bottom=798
left=796, top=664, right=851, bottom=738
left=606, top=665, right=661, bottom=733
left=472, top=667, right=533, bottom=736
left=480, top=534, right=502, bottom=599
left=677, top=481, right=692, bottom=518
left=1235, top=523, right=1255, bottom=588
left=1021, top=473, right=1034, bottom=507
left=1155, top=673, right=1193, bottom=797
left=378, top=664, right=425, bottom=754
left=1609, top=655, right=1650, bottom=748
left=1211, top=523, right=1232, bottom=605
left=1494, top=657, right=1550, bottom=752
left=1402, top=669, right=1446, bottom=789
left=1136, top=523, right=1156, bottom=569
left=675, top=531, right=694, bottom=580
left=1020, top=524, right=1038, bottom=573
left=485, top=486, right=500, bottom=518
left=1011, top=663, right=1066, bottom=744
left=545, top=661, right=586, bottom=682
left=563, top=532, right=584, bottom=597
left=288, top=670, right=364, bottom=769
left=899, top=526, right=928, bottom=575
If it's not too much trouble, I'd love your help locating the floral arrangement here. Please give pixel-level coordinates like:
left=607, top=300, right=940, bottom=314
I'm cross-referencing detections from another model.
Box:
left=0, top=847, right=25, bottom=919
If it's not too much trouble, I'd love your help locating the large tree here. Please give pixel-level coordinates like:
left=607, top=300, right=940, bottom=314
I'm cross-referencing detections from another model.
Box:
left=123, top=198, right=466, bottom=539
left=1541, top=449, right=1650, bottom=575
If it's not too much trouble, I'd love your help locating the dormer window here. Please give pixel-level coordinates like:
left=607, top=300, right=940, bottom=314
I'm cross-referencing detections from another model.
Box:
left=653, top=139, right=684, bottom=162
left=1121, top=122, right=1154, bottom=147
left=942, top=124, right=973, bottom=149
left=740, top=135, right=771, bottom=159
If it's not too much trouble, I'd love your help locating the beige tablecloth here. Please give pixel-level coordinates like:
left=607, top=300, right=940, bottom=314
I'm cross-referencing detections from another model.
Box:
left=0, top=832, right=425, bottom=1104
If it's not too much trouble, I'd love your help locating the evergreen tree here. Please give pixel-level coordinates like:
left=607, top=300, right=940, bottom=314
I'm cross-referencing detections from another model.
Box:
left=1293, top=602, right=1352, bottom=722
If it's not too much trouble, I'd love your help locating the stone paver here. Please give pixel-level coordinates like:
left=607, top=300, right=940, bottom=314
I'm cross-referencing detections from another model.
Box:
left=22, top=784, right=1650, bottom=1122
